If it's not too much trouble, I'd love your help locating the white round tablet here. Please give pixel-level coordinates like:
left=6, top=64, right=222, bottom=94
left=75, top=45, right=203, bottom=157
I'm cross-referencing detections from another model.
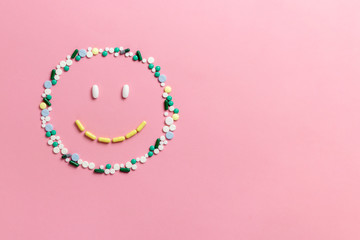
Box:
left=109, top=48, right=114, bottom=53
left=86, top=51, right=93, bottom=58
left=82, top=161, right=89, bottom=168
left=66, top=59, right=73, bottom=66
left=54, top=75, right=59, bottom=80
left=61, top=148, right=68, bottom=154
left=125, top=162, right=132, bottom=168
left=47, top=140, right=53, bottom=145
left=104, top=169, right=110, bottom=175
left=169, top=106, right=175, bottom=111
left=154, top=149, right=159, bottom=154
left=99, top=165, right=104, bottom=169
left=162, top=93, right=168, bottom=98
left=148, top=57, right=154, bottom=63
left=53, top=147, right=60, bottom=153
left=170, top=124, right=176, bottom=131
left=56, top=69, right=62, bottom=75
left=113, top=163, right=120, bottom=170
left=42, top=93, right=46, bottom=98
left=160, top=136, right=165, bottom=141
left=140, top=157, right=146, bottom=163
left=88, top=162, right=95, bottom=169
left=50, top=136, right=56, bottom=140
left=45, top=89, right=51, bottom=94
left=131, top=165, right=137, bottom=170
left=60, top=61, right=66, bottom=67
left=110, top=169, right=115, bottom=174
left=59, top=144, right=64, bottom=149
left=158, top=145, right=164, bottom=151
left=77, top=159, right=83, bottom=165
left=165, top=117, right=174, bottom=125
left=160, top=83, right=165, bottom=87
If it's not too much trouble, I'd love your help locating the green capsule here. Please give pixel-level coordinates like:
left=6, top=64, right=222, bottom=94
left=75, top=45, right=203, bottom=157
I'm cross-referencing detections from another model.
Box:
left=120, top=168, right=130, bottom=173
left=164, top=100, right=169, bottom=110
left=62, top=154, right=71, bottom=159
left=69, top=160, right=79, bottom=167
left=124, top=48, right=130, bottom=53
left=75, top=55, right=81, bottom=61
left=114, top=47, right=120, bottom=53
left=155, top=138, right=161, bottom=148
left=149, top=145, right=155, bottom=151
left=136, top=50, right=142, bottom=61
left=51, top=80, right=57, bottom=85
left=106, top=164, right=111, bottom=169
left=133, top=55, right=138, bottom=61
left=51, top=130, right=56, bottom=135
left=51, top=69, right=56, bottom=80
left=71, top=49, right=79, bottom=59
left=94, top=169, right=105, bottom=173
left=43, top=98, right=51, bottom=106
left=148, top=63, right=154, bottom=69
left=131, top=159, right=137, bottom=164
left=155, top=72, right=160, bottom=77
left=64, top=66, right=69, bottom=71
left=46, top=132, right=51, bottom=137
left=155, top=66, right=161, bottom=71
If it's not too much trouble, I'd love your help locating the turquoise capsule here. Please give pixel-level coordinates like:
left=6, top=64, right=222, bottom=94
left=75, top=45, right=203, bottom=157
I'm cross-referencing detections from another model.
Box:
left=120, top=168, right=130, bottom=173
left=94, top=169, right=105, bottom=173
left=155, top=138, right=161, bottom=148
left=131, top=159, right=137, bottom=164
left=69, top=160, right=79, bottom=167
left=148, top=151, right=153, bottom=157
left=106, top=164, right=111, bottom=169
left=71, top=49, right=79, bottom=59
left=148, top=63, right=154, bottom=69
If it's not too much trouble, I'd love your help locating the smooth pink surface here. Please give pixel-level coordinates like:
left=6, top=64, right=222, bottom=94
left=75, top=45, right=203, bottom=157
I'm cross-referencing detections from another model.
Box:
left=1, top=0, right=360, bottom=239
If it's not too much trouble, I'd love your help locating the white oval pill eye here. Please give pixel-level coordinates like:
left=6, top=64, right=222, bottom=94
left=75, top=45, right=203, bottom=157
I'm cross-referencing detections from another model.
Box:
left=122, top=84, right=129, bottom=99
left=92, top=85, right=99, bottom=99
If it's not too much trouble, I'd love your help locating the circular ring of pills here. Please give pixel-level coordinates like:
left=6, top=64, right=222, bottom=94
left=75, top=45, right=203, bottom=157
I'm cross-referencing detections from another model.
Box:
left=39, top=46, right=180, bottom=175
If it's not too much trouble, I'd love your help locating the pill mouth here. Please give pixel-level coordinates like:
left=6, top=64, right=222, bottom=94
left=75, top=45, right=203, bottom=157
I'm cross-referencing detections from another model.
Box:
left=74, top=120, right=147, bottom=143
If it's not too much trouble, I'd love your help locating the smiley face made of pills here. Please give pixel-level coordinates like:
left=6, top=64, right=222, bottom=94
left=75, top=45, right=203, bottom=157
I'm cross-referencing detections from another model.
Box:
left=39, top=47, right=180, bottom=175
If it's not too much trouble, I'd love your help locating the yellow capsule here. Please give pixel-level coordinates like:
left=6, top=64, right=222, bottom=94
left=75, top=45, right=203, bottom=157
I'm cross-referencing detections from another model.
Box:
left=39, top=102, right=47, bottom=110
left=112, top=136, right=125, bottom=143
left=172, top=114, right=179, bottom=121
left=98, top=137, right=111, bottom=143
left=136, top=121, right=147, bottom=132
left=85, top=131, right=96, bottom=140
left=92, top=48, right=99, bottom=55
left=75, top=120, right=85, bottom=132
left=126, top=130, right=137, bottom=139
left=164, top=86, right=172, bottom=93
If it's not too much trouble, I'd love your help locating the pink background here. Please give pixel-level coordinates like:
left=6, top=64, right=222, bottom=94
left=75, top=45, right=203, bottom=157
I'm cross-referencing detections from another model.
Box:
left=1, top=0, right=360, bottom=239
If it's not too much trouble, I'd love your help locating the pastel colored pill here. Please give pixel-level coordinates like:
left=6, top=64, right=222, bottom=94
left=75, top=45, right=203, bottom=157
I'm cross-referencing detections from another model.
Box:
left=164, top=86, right=172, bottom=93
left=158, top=74, right=166, bottom=83
left=136, top=121, right=147, bottom=132
left=174, top=108, right=179, bottom=114
left=39, top=102, right=47, bottom=110
left=94, top=169, right=105, bottom=173
left=136, top=50, right=142, bottom=61
left=85, top=131, right=97, bottom=140
left=172, top=114, right=179, bottom=121
left=51, top=130, right=56, bottom=135
left=120, top=168, right=130, bottom=173
left=166, top=131, right=174, bottom=140
left=92, top=48, right=99, bottom=55
left=43, top=98, right=51, bottom=106
left=78, top=49, right=87, bottom=57
left=98, top=137, right=111, bottom=143
left=126, top=130, right=137, bottom=139
left=155, top=138, right=161, bottom=148
left=122, top=84, right=129, bottom=98
left=44, top=81, right=52, bottom=89
left=69, top=160, right=79, bottom=167
left=92, top=85, right=99, bottom=99
left=75, top=55, right=81, bottom=61
left=132, top=55, right=138, bottom=61
left=102, top=51, right=108, bottom=57
left=71, top=49, right=78, bottom=59
left=51, top=69, right=56, bottom=80
left=112, top=136, right=125, bottom=143
left=64, top=66, right=69, bottom=71
left=45, top=124, right=53, bottom=132
left=155, top=66, right=161, bottom=71
left=75, top=120, right=85, bottom=132
left=106, top=164, right=111, bottom=169
left=71, top=153, right=80, bottom=161
left=41, top=109, right=49, bottom=116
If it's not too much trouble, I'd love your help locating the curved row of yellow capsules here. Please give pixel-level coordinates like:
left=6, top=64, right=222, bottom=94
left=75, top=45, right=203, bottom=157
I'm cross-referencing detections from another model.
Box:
left=75, top=120, right=146, bottom=143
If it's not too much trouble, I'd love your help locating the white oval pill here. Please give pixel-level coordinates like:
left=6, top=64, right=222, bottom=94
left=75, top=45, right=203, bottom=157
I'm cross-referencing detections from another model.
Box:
left=92, top=85, right=99, bottom=99
left=122, top=84, right=129, bottom=98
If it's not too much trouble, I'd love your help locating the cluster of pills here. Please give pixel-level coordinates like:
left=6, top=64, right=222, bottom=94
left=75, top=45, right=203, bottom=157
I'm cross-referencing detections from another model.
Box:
left=39, top=46, right=180, bottom=175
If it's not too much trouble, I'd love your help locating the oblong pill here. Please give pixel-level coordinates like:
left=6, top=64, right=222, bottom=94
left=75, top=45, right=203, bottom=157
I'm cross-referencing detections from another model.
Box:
left=112, top=136, right=125, bottom=143
left=122, top=84, right=129, bottom=98
left=92, top=85, right=99, bottom=99
left=85, top=131, right=96, bottom=140
left=75, top=120, right=85, bottom=132
left=136, top=121, right=147, bottom=132
left=126, top=130, right=137, bottom=139
left=98, top=137, right=111, bottom=143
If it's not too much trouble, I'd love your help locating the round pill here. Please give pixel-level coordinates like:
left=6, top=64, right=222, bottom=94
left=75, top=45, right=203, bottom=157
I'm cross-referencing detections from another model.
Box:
left=174, top=108, right=179, bottom=114
left=165, top=117, right=174, bottom=125
left=105, top=169, right=110, bottom=175
left=142, top=59, right=147, bottom=63
left=44, top=81, right=52, bottom=89
left=126, top=162, right=132, bottom=168
left=163, top=126, right=169, bottom=133
left=99, top=165, right=104, bottom=169
left=131, top=165, right=137, bottom=170
left=45, top=89, right=51, bottom=95
left=59, top=144, right=64, bottom=149
left=140, top=156, right=147, bottom=163
left=61, top=148, right=68, bottom=154
left=48, top=140, right=53, bottom=145
left=71, top=153, right=80, bottom=161
left=154, top=149, right=160, bottom=154
left=45, top=116, right=50, bottom=121
left=78, top=49, right=87, bottom=57
left=129, top=52, right=134, bottom=56
left=166, top=96, right=172, bottom=101
left=172, top=114, right=179, bottom=121
left=120, top=164, right=124, bottom=168
left=164, top=112, right=168, bottom=116
left=106, top=164, right=111, bottom=169
left=60, top=61, right=66, bottom=67
left=41, top=109, right=49, bottom=116
left=164, top=86, right=172, bottom=93
left=50, top=136, right=56, bottom=140
left=86, top=51, right=93, bottom=58
left=52, top=142, right=58, bottom=147
left=40, top=102, right=47, bottom=109
left=168, top=101, right=174, bottom=106
left=162, top=92, right=168, bottom=98
left=110, top=169, right=115, bottom=174
left=75, top=55, right=81, bottom=61
left=92, top=48, right=99, bottom=55
left=131, top=159, right=137, bottom=164
left=148, top=57, right=154, bottom=64
left=132, top=55, right=138, bottom=61
left=160, top=83, right=165, bottom=87
left=45, top=124, right=53, bottom=132
left=56, top=69, right=62, bottom=75
left=51, top=80, right=57, bottom=85
left=41, top=124, right=46, bottom=128
left=148, top=63, right=154, bottom=69
left=82, top=161, right=89, bottom=168
left=102, top=51, right=108, bottom=57
left=114, top=47, right=120, bottom=53
left=113, top=163, right=120, bottom=170
left=109, top=48, right=114, bottom=53
left=88, top=162, right=95, bottom=169
left=170, top=124, right=176, bottom=131
left=45, top=132, right=51, bottom=137
left=169, top=106, right=175, bottom=111
left=155, top=66, right=161, bottom=71
left=158, top=145, right=164, bottom=151
left=65, top=158, right=70, bottom=163
left=160, top=136, right=165, bottom=141
left=53, top=147, right=60, bottom=154
left=66, top=59, right=73, bottom=66
left=158, top=74, right=167, bottom=83
left=88, top=47, right=92, bottom=51
left=42, top=93, right=46, bottom=98
left=152, top=68, right=156, bottom=73
left=78, top=159, right=83, bottom=165
left=105, top=47, right=109, bottom=51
